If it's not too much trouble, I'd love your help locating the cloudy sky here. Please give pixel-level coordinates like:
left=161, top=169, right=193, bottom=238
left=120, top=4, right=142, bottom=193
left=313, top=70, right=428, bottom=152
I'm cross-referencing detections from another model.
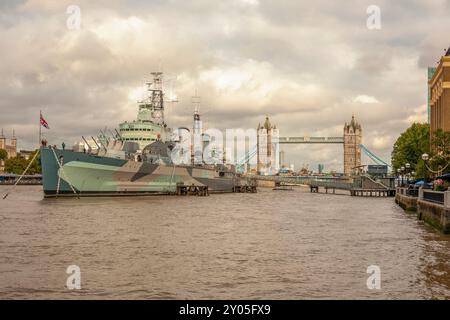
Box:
left=1, top=0, right=449, bottom=171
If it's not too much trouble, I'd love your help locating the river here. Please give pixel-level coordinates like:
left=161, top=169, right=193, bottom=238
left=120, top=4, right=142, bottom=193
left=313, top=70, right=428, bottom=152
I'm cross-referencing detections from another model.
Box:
left=0, top=185, right=449, bottom=299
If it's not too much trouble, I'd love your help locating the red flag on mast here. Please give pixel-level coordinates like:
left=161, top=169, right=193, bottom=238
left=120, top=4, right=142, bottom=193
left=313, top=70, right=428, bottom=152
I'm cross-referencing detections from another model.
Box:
left=40, top=112, right=49, bottom=129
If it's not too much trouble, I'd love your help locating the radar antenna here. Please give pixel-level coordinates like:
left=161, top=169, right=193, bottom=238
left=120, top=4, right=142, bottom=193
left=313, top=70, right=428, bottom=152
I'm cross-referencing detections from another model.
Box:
left=138, top=72, right=166, bottom=126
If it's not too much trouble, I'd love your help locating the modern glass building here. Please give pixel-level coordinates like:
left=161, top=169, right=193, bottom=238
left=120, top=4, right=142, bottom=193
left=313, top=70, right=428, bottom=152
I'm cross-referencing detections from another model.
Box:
left=428, top=67, right=436, bottom=123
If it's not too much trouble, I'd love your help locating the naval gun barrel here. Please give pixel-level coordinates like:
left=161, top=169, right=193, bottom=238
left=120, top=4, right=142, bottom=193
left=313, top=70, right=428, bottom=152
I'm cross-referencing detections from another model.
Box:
left=81, top=136, right=93, bottom=152
left=91, top=136, right=103, bottom=151
left=114, top=129, right=123, bottom=141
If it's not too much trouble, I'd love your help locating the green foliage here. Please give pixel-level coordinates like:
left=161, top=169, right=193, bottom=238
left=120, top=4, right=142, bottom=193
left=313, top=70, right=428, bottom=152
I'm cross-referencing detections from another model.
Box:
left=4, top=150, right=41, bottom=175
left=4, top=157, right=28, bottom=174
left=392, top=124, right=450, bottom=178
left=432, top=129, right=450, bottom=157
left=0, top=148, right=7, bottom=161
left=28, top=150, right=42, bottom=174
left=391, top=123, right=430, bottom=178
left=430, top=129, right=450, bottom=175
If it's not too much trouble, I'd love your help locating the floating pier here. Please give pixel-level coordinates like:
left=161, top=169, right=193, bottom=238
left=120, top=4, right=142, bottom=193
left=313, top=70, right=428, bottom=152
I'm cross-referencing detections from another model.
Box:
left=176, top=184, right=209, bottom=196
left=233, top=185, right=257, bottom=193
left=175, top=183, right=256, bottom=196
left=273, top=185, right=294, bottom=191
left=0, top=174, right=42, bottom=185
left=350, top=188, right=395, bottom=197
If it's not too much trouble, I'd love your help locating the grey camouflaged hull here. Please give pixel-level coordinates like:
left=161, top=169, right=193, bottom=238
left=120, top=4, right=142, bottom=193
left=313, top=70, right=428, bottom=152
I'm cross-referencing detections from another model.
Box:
left=40, top=147, right=241, bottom=197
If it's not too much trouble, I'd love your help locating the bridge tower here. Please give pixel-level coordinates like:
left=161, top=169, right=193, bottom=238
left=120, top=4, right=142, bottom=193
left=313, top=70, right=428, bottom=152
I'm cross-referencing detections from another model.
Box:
left=257, top=116, right=278, bottom=175
left=343, top=115, right=362, bottom=176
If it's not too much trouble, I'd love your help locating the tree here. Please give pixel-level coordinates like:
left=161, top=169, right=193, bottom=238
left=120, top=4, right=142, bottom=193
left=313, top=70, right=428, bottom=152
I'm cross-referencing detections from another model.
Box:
left=430, top=129, right=450, bottom=175
left=4, top=150, right=41, bottom=175
left=391, top=123, right=430, bottom=178
left=4, top=156, right=28, bottom=174
left=0, top=148, right=7, bottom=161
left=27, top=150, right=42, bottom=174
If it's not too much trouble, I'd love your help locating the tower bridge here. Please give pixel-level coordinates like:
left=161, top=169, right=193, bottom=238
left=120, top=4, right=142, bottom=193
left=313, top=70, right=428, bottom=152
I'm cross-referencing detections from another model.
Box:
left=246, top=115, right=395, bottom=196
left=256, top=115, right=362, bottom=176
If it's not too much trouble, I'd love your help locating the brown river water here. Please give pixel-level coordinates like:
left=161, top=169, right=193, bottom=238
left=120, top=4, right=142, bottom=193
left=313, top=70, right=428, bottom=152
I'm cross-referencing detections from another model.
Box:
left=0, top=185, right=449, bottom=299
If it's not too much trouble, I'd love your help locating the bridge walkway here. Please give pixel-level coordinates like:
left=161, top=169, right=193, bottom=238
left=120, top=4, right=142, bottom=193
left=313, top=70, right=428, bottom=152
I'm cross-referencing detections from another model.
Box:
left=249, top=175, right=395, bottom=197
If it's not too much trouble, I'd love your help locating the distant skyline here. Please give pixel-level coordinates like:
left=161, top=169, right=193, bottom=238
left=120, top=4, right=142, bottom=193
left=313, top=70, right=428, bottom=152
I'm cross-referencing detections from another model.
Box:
left=1, top=0, right=449, bottom=171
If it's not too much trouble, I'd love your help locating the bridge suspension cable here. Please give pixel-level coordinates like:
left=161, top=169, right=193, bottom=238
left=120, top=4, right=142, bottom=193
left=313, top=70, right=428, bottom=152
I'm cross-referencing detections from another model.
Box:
left=359, top=144, right=391, bottom=167
left=236, top=145, right=257, bottom=171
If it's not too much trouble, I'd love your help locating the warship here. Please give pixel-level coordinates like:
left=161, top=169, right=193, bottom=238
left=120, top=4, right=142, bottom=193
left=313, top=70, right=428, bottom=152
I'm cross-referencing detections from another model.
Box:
left=40, top=72, right=249, bottom=197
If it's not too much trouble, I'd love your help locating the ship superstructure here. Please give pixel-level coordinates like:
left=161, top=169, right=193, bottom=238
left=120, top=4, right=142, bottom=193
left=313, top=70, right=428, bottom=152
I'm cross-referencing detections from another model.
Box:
left=118, top=72, right=171, bottom=150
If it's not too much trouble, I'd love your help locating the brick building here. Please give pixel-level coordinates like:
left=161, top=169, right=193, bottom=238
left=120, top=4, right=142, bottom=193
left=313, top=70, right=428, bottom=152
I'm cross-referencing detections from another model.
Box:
left=0, top=129, right=17, bottom=173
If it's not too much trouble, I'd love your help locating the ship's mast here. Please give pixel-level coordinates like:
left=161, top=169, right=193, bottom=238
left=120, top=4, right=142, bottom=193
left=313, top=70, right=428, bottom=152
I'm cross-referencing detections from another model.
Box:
left=192, top=91, right=204, bottom=165
left=149, top=71, right=164, bottom=125
left=192, top=90, right=201, bottom=135
left=139, top=72, right=165, bottom=126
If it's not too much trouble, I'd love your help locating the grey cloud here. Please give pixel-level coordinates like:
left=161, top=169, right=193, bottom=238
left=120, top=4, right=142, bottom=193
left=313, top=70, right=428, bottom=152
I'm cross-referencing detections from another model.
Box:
left=0, top=0, right=447, bottom=171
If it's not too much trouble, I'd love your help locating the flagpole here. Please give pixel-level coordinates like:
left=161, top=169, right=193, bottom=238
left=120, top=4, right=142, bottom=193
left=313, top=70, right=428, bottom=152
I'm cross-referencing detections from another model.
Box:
left=39, top=110, right=41, bottom=148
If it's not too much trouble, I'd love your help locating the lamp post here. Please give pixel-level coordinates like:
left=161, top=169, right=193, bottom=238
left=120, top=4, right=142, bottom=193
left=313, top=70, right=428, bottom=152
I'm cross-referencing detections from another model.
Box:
left=421, top=153, right=450, bottom=178
left=405, top=163, right=411, bottom=185
left=400, top=166, right=405, bottom=187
